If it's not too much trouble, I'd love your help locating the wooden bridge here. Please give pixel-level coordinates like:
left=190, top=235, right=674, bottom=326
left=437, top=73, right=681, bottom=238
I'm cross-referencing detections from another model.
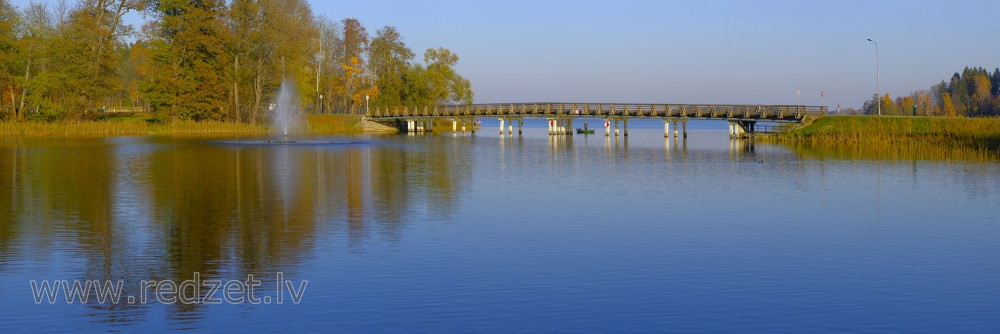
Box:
left=367, top=103, right=827, bottom=138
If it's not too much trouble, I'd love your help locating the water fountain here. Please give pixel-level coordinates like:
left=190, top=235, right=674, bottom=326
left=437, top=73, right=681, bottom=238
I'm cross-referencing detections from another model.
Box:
left=212, top=72, right=363, bottom=147
left=271, top=78, right=302, bottom=143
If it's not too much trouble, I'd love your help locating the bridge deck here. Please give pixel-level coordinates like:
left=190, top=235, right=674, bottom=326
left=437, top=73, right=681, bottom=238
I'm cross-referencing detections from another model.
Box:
left=368, top=103, right=826, bottom=122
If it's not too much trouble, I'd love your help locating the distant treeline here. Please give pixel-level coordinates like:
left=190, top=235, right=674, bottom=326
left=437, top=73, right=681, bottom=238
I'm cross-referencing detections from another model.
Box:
left=0, top=0, right=473, bottom=123
left=862, top=67, right=1000, bottom=117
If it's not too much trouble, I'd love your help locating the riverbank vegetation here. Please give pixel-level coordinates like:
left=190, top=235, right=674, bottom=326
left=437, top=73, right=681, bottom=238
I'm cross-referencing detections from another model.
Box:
left=0, top=0, right=473, bottom=126
left=0, top=114, right=376, bottom=136
left=767, top=116, right=1000, bottom=152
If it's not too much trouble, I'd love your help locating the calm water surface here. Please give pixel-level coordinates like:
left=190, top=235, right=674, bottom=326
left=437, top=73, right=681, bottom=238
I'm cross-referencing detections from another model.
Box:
left=1, top=121, right=999, bottom=332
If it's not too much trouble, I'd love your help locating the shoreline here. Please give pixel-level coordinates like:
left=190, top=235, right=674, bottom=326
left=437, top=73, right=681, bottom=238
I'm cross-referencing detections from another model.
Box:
left=0, top=114, right=398, bottom=137
left=762, top=115, right=1000, bottom=152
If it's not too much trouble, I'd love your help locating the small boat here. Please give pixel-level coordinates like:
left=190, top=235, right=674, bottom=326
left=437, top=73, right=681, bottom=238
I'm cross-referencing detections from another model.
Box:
left=576, top=128, right=595, bottom=134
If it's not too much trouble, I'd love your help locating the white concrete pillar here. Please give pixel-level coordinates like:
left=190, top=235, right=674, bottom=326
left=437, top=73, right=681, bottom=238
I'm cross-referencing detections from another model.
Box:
left=518, top=119, right=523, bottom=135
left=623, top=119, right=629, bottom=137
left=673, top=121, right=678, bottom=137
left=614, top=120, right=620, bottom=137
left=605, top=119, right=611, bottom=136
left=568, top=118, right=574, bottom=135
left=508, top=119, right=513, bottom=134
left=452, top=120, right=457, bottom=133
left=499, top=118, right=505, bottom=135
left=664, top=120, right=671, bottom=137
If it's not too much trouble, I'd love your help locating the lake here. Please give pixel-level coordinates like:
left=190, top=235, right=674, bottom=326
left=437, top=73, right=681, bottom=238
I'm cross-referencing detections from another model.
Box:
left=1, top=119, right=999, bottom=332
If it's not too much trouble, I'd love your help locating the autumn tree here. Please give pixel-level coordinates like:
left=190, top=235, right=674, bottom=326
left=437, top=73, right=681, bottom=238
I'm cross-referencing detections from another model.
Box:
left=422, top=47, right=473, bottom=105
left=991, top=68, right=1000, bottom=97
left=369, top=26, right=413, bottom=107
left=335, top=18, right=370, bottom=113
left=941, top=92, right=957, bottom=117
left=0, top=0, right=19, bottom=116
left=2, top=2, right=473, bottom=123
left=314, top=17, right=341, bottom=113
left=229, top=0, right=318, bottom=123
left=57, top=0, right=139, bottom=116
left=879, top=93, right=898, bottom=115
left=911, top=90, right=933, bottom=116
left=144, top=0, right=231, bottom=121
left=339, top=56, right=376, bottom=112
left=14, top=2, right=57, bottom=119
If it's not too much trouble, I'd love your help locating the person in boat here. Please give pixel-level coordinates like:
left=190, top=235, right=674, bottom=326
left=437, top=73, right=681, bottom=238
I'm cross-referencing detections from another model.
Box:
left=584, top=122, right=589, bottom=131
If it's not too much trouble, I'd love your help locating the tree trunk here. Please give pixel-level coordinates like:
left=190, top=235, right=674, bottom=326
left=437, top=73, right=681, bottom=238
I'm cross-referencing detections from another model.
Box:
left=9, top=83, right=16, bottom=120
left=18, top=58, right=31, bottom=120
left=251, top=58, right=263, bottom=125
left=233, top=54, right=241, bottom=123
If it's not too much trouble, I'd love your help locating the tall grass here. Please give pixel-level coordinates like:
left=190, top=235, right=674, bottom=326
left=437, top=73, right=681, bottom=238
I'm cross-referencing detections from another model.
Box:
left=0, top=114, right=381, bottom=136
left=304, top=114, right=366, bottom=134
left=767, top=116, right=1000, bottom=151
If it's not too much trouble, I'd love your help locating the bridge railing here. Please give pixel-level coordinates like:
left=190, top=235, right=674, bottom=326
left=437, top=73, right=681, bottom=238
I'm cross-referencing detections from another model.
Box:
left=369, top=103, right=826, bottom=120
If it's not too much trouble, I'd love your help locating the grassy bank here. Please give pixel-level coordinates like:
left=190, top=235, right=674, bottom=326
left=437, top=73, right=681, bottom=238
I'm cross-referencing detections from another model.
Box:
left=0, top=114, right=388, bottom=136
left=767, top=116, right=1000, bottom=151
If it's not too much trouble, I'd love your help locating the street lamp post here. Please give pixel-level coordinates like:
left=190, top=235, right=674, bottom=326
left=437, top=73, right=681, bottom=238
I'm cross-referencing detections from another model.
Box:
left=867, top=38, right=880, bottom=116
left=365, top=95, right=370, bottom=116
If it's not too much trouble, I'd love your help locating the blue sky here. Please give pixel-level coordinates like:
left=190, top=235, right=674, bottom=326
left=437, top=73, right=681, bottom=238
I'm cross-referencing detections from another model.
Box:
left=12, top=0, right=1000, bottom=108
left=310, top=0, right=999, bottom=108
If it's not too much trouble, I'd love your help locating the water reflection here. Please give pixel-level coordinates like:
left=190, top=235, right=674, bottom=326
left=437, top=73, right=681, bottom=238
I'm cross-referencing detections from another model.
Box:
left=786, top=141, right=1000, bottom=162
left=0, top=135, right=470, bottom=327
left=3, top=132, right=1000, bottom=332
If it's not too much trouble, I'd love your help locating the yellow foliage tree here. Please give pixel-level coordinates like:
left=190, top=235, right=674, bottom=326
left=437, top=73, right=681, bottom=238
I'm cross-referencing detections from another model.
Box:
left=941, top=93, right=957, bottom=117
left=339, top=56, right=378, bottom=113
left=899, top=96, right=915, bottom=116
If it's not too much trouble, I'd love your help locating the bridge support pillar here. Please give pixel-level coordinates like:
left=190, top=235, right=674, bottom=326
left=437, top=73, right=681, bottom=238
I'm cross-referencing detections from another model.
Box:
left=568, top=118, right=574, bottom=135
left=508, top=119, right=513, bottom=135
left=682, top=121, right=688, bottom=138
left=614, top=120, right=620, bottom=137
left=452, top=120, right=457, bottom=133
left=663, top=120, right=671, bottom=137
left=546, top=118, right=553, bottom=135
left=605, top=119, right=611, bottom=136
left=499, top=118, right=505, bottom=135
left=623, top=119, right=629, bottom=136
left=673, top=121, right=679, bottom=137
left=518, top=119, right=523, bottom=135
left=728, top=121, right=749, bottom=138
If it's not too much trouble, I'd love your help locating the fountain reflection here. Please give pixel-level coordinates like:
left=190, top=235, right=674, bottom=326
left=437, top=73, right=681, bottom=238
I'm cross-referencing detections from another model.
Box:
left=0, top=135, right=470, bottom=327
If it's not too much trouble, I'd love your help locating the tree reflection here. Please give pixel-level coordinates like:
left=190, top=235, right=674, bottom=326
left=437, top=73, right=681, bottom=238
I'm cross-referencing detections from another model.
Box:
left=0, top=136, right=469, bottom=328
